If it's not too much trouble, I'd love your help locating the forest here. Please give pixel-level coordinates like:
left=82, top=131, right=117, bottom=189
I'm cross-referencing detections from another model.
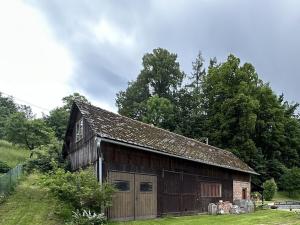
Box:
left=116, top=48, right=300, bottom=191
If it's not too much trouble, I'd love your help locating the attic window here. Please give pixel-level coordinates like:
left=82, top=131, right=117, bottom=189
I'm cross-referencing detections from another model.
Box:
left=76, top=118, right=83, bottom=142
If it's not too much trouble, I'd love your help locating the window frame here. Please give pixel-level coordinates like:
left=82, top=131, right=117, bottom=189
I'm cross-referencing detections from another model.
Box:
left=75, top=118, right=83, bottom=142
left=140, top=181, right=153, bottom=192
left=113, top=180, right=130, bottom=192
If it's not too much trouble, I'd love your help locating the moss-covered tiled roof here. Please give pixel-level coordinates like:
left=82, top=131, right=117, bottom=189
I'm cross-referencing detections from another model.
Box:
left=75, top=101, right=257, bottom=175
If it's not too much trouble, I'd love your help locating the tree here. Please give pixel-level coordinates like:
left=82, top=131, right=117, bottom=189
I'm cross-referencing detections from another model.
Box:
left=0, top=93, right=18, bottom=138
left=201, top=55, right=263, bottom=169
left=5, top=112, right=55, bottom=154
left=199, top=54, right=300, bottom=181
left=189, top=51, right=206, bottom=90
left=140, top=48, right=185, bottom=98
left=62, top=92, right=90, bottom=111
left=280, top=167, right=300, bottom=197
left=45, top=107, right=69, bottom=141
left=116, top=48, right=184, bottom=122
left=171, top=52, right=207, bottom=139
left=263, top=179, right=277, bottom=201
left=142, top=95, right=174, bottom=129
left=45, top=93, right=89, bottom=140
left=116, top=78, right=150, bottom=120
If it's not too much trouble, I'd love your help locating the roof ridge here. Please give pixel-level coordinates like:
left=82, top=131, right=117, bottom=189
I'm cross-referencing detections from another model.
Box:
left=77, top=100, right=236, bottom=157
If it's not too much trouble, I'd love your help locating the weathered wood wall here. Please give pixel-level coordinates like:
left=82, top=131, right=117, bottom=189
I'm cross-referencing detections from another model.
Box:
left=65, top=107, right=97, bottom=170
left=101, top=142, right=250, bottom=216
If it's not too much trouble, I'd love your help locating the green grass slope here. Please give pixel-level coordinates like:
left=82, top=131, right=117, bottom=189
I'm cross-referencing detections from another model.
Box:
left=0, top=174, right=70, bottom=225
left=0, top=140, right=30, bottom=168
left=110, top=210, right=300, bottom=225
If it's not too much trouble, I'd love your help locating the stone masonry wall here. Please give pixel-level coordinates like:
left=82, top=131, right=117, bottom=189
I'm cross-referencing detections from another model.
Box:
left=233, top=180, right=251, bottom=201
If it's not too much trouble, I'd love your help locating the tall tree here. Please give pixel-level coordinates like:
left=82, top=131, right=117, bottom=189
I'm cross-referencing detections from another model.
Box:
left=116, top=48, right=184, bottom=123
left=189, top=51, right=206, bottom=90
left=141, top=48, right=185, bottom=98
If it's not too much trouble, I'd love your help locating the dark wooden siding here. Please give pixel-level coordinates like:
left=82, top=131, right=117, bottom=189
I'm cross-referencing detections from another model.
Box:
left=65, top=107, right=97, bottom=170
left=101, top=142, right=250, bottom=216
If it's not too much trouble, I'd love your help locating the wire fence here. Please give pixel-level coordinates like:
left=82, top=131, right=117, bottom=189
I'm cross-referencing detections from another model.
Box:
left=0, top=164, right=23, bottom=196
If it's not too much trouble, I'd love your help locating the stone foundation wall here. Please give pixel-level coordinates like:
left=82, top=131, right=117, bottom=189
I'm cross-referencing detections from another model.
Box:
left=233, top=180, right=250, bottom=201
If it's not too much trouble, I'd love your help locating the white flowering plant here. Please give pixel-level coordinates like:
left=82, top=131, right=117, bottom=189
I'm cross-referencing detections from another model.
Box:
left=67, top=209, right=107, bottom=225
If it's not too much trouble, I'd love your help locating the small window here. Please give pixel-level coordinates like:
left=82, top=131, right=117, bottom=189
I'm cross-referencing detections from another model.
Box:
left=113, top=180, right=130, bottom=192
left=76, top=119, right=83, bottom=142
left=140, top=182, right=153, bottom=192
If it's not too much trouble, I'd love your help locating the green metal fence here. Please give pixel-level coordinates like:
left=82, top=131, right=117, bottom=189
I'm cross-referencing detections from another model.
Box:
left=0, top=164, right=23, bottom=196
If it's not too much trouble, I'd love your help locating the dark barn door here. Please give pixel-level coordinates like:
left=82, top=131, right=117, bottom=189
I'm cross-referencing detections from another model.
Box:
left=161, top=170, right=225, bottom=215
left=162, top=170, right=199, bottom=214
left=108, top=171, right=157, bottom=220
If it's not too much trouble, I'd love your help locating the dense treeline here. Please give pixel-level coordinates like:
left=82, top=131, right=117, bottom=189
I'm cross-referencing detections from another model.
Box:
left=116, top=48, right=300, bottom=188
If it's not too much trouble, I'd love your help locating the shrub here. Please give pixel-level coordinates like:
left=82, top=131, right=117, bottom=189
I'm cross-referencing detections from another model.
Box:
left=280, top=167, right=300, bottom=197
left=40, top=167, right=115, bottom=213
left=67, top=209, right=106, bottom=225
left=24, top=141, right=66, bottom=173
left=0, top=160, right=11, bottom=173
left=251, top=191, right=262, bottom=201
left=263, top=179, right=277, bottom=201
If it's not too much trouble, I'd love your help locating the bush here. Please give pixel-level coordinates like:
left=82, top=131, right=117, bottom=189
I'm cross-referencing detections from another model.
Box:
left=40, top=167, right=115, bottom=213
left=67, top=209, right=106, bottom=225
left=251, top=191, right=262, bottom=201
left=0, top=160, right=11, bottom=173
left=263, top=179, right=277, bottom=201
left=280, top=167, right=300, bottom=197
left=24, top=141, right=66, bottom=173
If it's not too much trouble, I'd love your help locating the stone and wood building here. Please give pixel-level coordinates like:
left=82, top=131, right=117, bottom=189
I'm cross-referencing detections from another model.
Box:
left=63, top=101, right=258, bottom=221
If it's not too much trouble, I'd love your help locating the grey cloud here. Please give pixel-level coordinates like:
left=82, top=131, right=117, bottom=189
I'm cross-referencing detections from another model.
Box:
left=27, top=0, right=300, bottom=108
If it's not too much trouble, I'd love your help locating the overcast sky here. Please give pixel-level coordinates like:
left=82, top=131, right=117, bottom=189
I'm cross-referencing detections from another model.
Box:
left=0, top=0, right=299, bottom=116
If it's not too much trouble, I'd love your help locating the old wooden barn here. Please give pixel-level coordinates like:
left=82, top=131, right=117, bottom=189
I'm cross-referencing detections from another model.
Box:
left=63, top=101, right=258, bottom=220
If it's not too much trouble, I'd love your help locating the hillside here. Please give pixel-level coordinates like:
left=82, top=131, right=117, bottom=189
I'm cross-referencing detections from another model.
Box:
left=0, top=140, right=30, bottom=168
left=0, top=174, right=70, bottom=225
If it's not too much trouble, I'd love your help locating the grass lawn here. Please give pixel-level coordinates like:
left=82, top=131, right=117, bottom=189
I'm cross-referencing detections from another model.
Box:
left=110, top=210, right=300, bottom=225
left=0, top=174, right=70, bottom=225
left=0, top=140, right=30, bottom=168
